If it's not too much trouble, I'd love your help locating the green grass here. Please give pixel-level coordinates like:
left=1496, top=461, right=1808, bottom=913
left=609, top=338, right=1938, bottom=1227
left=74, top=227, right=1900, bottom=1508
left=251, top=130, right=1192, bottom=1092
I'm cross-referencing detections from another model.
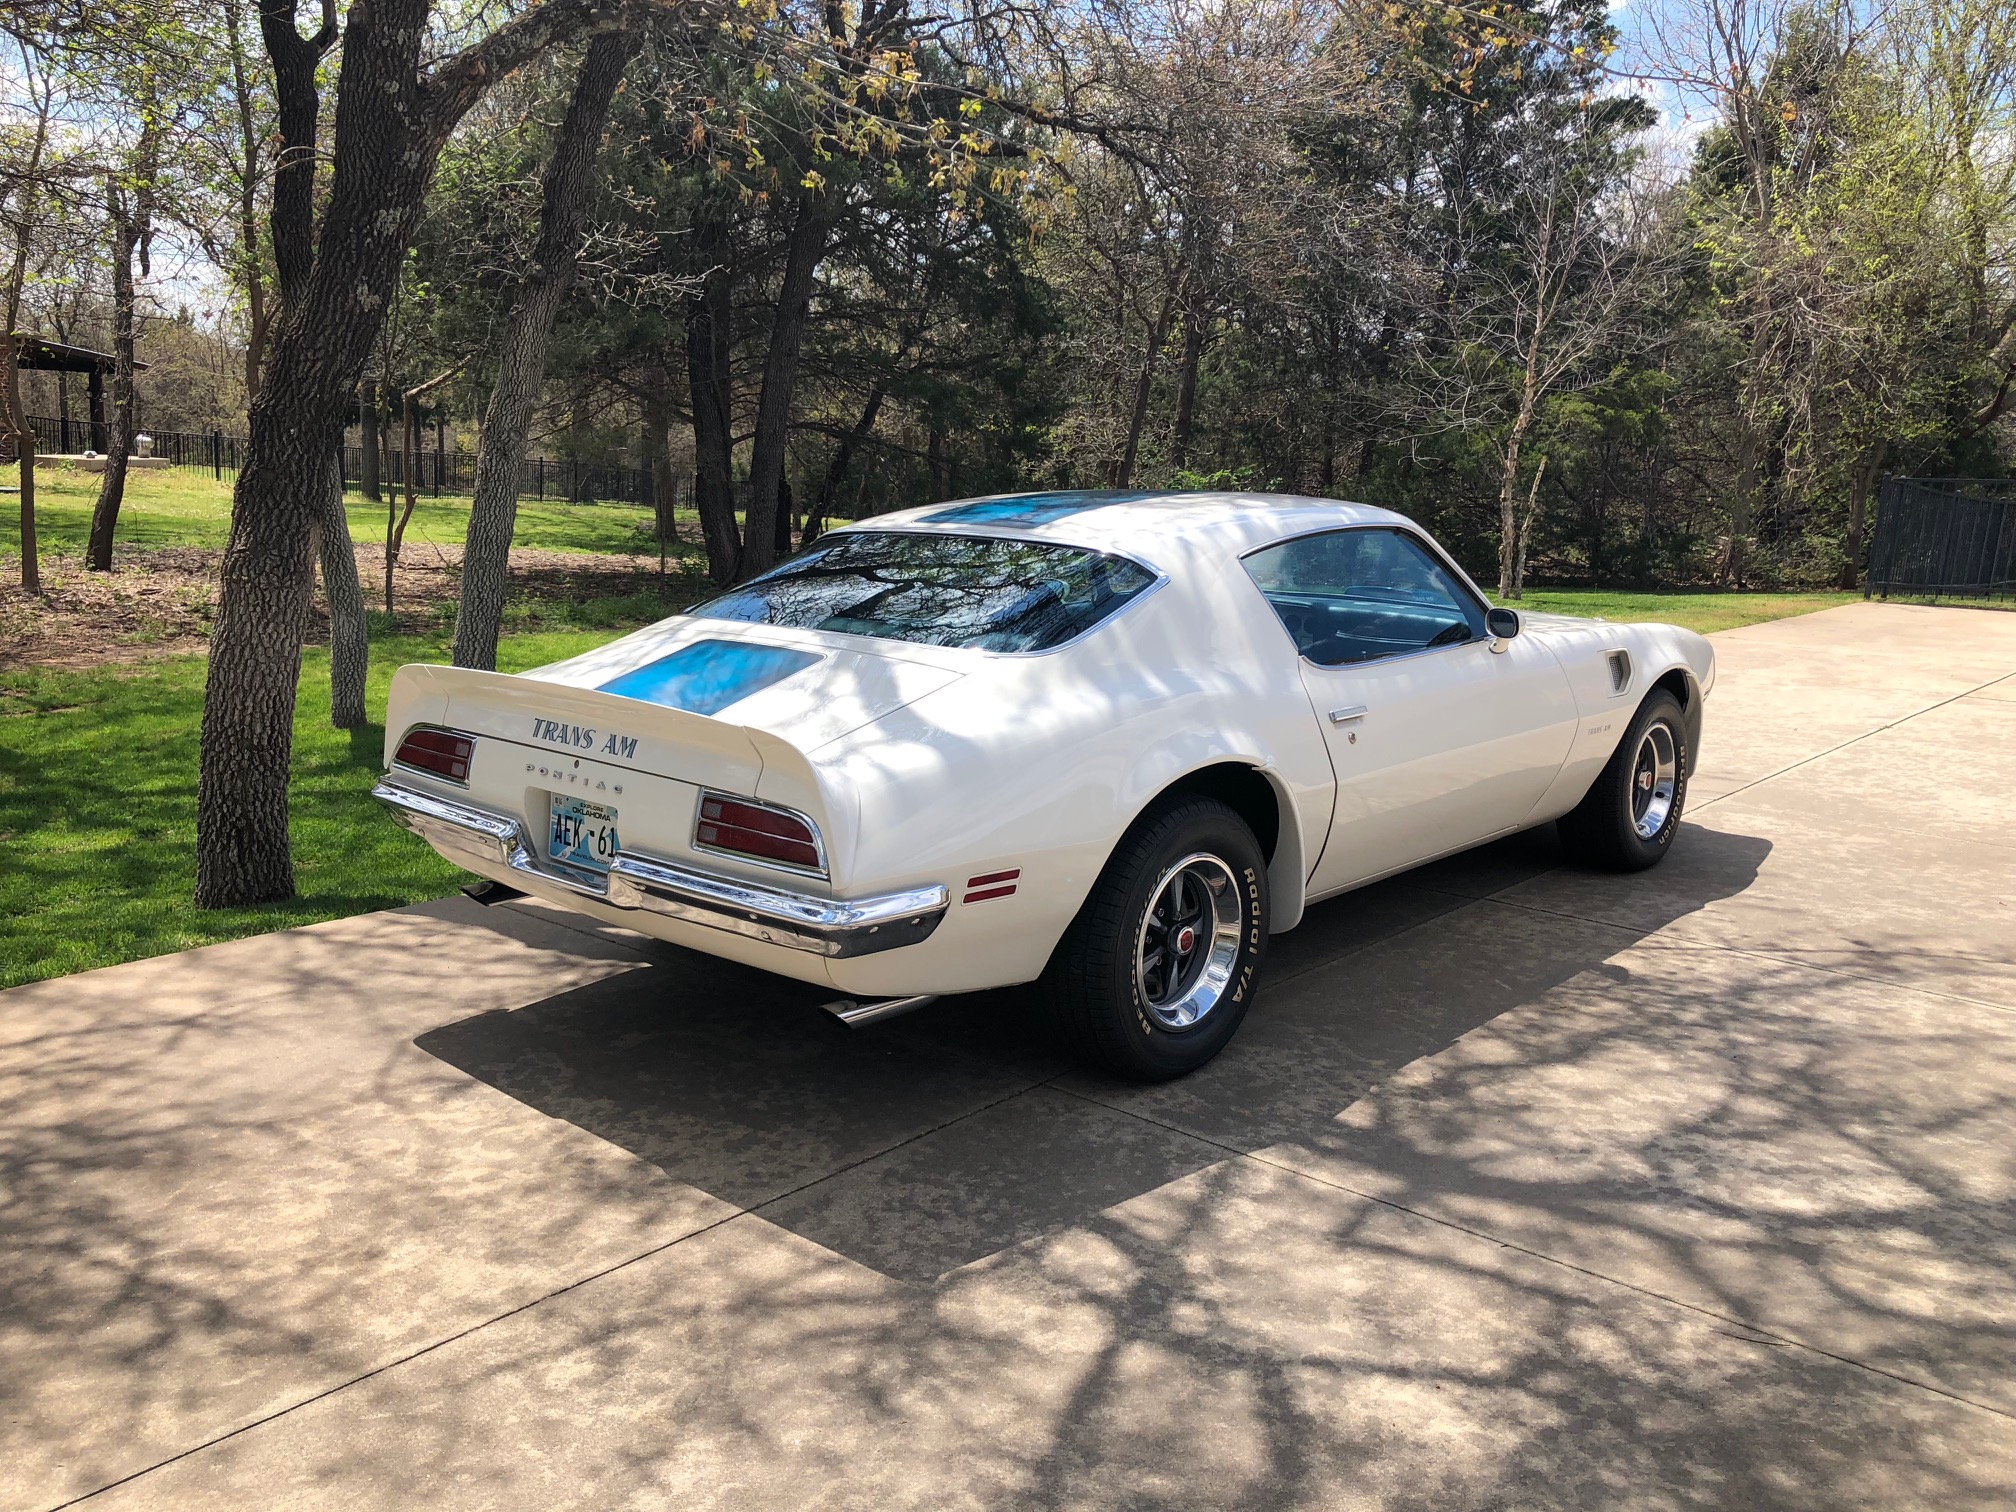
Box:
left=2, top=463, right=698, bottom=559
left=1517, top=589, right=1862, bottom=634
left=0, top=628, right=621, bottom=988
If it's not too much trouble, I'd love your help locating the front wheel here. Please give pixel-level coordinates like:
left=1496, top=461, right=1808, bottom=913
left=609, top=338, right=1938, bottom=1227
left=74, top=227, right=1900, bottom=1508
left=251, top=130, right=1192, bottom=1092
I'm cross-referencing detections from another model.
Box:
left=1557, top=688, right=1689, bottom=871
left=1040, top=796, right=1268, bottom=1081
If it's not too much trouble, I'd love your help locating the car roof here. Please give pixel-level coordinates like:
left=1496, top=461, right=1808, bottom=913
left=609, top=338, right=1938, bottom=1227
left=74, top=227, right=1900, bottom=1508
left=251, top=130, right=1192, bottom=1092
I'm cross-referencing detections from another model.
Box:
left=834, top=490, right=1416, bottom=563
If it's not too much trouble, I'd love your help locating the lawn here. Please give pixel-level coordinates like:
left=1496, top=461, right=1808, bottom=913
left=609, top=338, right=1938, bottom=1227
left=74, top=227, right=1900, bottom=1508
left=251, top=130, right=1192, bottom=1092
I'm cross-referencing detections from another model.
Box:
left=0, top=628, right=618, bottom=988
left=1517, top=588, right=1862, bottom=633
left=3, top=462, right=699, bottom=560
left=0, top=485, right=1963, bottom=989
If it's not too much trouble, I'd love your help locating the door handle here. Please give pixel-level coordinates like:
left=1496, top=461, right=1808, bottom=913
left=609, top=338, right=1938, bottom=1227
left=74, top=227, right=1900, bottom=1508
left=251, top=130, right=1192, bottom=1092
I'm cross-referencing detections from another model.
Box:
left=1328, top=706, right=1368, bottom=724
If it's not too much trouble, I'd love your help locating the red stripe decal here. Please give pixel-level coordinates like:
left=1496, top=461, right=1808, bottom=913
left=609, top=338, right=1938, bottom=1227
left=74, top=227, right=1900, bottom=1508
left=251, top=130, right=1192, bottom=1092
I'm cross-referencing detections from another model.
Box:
left=967, top=868, right=1021, bottom=887
left=962, top=885, right=1017, bottom=904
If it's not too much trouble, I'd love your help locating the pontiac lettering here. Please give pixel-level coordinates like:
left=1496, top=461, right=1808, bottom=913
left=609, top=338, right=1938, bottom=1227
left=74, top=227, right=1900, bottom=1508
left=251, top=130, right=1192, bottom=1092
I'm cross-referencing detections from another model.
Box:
left=530, top=718, right=638, bottom=760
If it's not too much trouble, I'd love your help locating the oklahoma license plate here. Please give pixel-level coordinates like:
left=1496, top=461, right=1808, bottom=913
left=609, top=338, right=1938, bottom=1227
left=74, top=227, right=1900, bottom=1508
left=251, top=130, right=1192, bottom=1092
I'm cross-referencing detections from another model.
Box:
left=548, top=794, right=620, bottom=873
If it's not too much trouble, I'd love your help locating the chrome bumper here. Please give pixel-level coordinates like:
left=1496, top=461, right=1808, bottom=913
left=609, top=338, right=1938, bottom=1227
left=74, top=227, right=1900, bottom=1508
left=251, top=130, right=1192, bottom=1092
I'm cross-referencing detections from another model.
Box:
left=373, top=780, right=947, bottom=958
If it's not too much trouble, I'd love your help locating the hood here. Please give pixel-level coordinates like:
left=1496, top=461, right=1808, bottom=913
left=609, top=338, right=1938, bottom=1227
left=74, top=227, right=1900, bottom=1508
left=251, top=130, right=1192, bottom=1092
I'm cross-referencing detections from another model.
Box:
left=522, top=616, right=966, bottom=753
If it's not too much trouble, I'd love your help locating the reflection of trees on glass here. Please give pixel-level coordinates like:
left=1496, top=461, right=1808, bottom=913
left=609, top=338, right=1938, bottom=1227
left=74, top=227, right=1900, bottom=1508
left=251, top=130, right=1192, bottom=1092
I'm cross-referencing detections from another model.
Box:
left=691, top=532, right=1157, bottom=653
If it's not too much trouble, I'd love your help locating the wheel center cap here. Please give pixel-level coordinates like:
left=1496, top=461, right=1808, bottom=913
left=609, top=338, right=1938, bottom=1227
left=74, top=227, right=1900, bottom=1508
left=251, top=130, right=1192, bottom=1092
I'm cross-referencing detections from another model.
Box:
left=1174, top=925, right=1197, bottom=955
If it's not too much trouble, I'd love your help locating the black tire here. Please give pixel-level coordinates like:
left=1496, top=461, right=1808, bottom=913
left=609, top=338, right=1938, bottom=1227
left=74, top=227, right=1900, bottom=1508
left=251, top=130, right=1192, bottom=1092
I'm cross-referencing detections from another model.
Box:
left=1040, top=796, right=1268, bottom=1081
left=1557, top=688, right=1689, bottom=872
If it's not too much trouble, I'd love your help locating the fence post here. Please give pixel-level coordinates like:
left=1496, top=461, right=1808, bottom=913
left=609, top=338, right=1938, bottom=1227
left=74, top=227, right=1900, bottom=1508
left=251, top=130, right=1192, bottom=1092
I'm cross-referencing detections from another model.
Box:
left=537, top=456, right=545, bottom=500
left=212, top=429, right=223, bottom=480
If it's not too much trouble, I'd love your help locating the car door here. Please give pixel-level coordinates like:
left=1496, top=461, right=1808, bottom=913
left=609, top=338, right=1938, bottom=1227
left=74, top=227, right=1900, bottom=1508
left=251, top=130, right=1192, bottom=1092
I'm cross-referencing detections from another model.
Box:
left=1242, top=527, right=1579, bottom=893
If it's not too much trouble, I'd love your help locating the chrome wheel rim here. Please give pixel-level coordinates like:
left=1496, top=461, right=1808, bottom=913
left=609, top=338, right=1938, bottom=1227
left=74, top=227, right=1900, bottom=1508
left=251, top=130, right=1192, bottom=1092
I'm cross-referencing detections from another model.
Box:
left=1134, top=852, right=1244, bottom=1031
left=1631, top=722, right=1679, bottom=840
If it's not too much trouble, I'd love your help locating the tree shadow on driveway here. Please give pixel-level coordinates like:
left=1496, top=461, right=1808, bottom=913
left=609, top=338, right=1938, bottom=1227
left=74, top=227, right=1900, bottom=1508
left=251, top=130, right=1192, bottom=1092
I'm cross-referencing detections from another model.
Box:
left=416, top=821, right=1777, bottom=1286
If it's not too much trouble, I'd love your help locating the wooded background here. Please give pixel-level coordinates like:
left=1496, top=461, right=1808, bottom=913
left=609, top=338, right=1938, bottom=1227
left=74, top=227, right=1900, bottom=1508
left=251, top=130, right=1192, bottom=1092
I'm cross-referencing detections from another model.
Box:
left=3, top=0, right=2012, bottom=904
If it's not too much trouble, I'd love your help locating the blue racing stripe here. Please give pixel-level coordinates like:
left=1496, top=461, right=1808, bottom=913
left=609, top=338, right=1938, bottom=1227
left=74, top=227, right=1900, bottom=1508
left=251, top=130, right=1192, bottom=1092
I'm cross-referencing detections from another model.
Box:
left=597, top=639, right=821, bottom=715
left=923, top=490, right=1164, bottom=526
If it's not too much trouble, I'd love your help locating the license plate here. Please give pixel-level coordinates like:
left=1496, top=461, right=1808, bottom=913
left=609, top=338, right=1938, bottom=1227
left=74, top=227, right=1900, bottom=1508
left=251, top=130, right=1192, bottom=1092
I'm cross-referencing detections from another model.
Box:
left=548, top=794, right=620, bottom=874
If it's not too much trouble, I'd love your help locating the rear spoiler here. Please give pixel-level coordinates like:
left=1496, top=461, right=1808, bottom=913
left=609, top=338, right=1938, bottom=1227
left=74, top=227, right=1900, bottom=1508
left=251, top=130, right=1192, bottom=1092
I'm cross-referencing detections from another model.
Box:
left=383, top=663, right=832, bottom=821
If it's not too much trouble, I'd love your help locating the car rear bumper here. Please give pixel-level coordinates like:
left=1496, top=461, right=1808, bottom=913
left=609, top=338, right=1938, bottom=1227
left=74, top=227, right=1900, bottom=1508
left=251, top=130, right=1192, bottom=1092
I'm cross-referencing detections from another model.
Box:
left=373, top=779, right=947, bottom=958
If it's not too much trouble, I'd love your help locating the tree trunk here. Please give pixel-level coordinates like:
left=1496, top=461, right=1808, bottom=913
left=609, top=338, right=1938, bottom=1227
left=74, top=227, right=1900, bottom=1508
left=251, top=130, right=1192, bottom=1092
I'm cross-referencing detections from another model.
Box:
left=358, top=377, right=382, bottom=501
left=88, top=205, right=142, bottom=571
left=452, top=31, right=635, bottom=670
left=1, top=330, right=38, bottom=594
left=200, top=0, right=620, bottom=907
left=1496, top=432, right=1527, bottom=598
left=685, top=207, right=741, bottom=584
left=642, top=375, right=678, bottom=550
left=317, top=450, right=368, bottom=727
left=1170, top=306, right=1204, bottom=471
left=1511, top=456, right=1547, bottom=599
left=806, top=382, right=883, bottom=546
left=926, top=424, right=949, bottom=500
left=742, top=192, right=832, bottom=578
left=225, top=0, right=270, bottom=402
left=1840, top=441, right=1887, bottom=591
left=1114, top=297, right=1172, bottom=488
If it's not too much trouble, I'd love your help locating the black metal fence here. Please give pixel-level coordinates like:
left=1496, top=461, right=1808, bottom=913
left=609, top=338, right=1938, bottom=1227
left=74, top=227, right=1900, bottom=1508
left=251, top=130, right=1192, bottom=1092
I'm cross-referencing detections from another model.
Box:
left=26, top=414, right=666, bottom=506
left=1868, top=477, right=2016, bottom=601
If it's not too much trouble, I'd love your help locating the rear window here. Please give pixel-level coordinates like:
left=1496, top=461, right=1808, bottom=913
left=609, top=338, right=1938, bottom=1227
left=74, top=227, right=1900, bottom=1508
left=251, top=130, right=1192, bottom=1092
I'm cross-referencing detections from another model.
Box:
left=689, top=531, right=1158, bottom=653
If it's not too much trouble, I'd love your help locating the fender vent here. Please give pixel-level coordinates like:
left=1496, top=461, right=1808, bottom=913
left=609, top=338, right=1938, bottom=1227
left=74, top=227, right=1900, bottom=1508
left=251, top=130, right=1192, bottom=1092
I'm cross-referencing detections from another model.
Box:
left=1606, top=650, right=1632, bottom=693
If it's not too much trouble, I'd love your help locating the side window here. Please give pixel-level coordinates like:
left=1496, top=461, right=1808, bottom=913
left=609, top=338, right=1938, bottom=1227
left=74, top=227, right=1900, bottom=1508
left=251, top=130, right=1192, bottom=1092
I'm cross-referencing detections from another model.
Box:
left=1243, top=528, right=1487, bottom=666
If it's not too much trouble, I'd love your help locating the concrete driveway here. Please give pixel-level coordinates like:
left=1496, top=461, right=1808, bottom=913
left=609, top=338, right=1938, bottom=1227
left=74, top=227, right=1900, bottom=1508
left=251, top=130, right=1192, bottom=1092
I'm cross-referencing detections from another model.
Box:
left=5, top=601, right=2015, bottom=1510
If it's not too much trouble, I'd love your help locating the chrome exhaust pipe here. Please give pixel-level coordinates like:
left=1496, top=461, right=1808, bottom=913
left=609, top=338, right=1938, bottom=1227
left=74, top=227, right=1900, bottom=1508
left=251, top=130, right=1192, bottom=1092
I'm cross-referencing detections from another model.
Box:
left=822, top=993, right=939, bottom=1027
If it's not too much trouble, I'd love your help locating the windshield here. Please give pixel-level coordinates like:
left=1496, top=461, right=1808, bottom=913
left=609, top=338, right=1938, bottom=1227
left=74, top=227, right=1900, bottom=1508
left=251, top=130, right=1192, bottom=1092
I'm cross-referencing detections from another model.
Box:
left=689, top=531, right=1158, bottom=653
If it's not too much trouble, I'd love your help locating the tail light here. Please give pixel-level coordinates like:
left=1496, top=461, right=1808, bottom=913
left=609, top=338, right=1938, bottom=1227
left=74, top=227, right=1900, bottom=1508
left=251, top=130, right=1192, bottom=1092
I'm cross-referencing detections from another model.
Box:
left=694, top=791, right=824, bottom=874
left=394, top=727, right=474, bottom=784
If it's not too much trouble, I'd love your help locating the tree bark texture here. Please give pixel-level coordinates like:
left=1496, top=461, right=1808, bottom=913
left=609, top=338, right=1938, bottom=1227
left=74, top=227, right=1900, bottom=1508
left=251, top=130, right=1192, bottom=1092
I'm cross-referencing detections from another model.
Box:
left=87, top=204, right=142, bottom=571
left=685, top=206, right=741, bottom=583
left=200, top=0, right=632, bottom=907
left=318, top=451, right=368, bottom=727
left=741, top=192, right=833, bottom=578
left=453, top=31, right=636, bottom=670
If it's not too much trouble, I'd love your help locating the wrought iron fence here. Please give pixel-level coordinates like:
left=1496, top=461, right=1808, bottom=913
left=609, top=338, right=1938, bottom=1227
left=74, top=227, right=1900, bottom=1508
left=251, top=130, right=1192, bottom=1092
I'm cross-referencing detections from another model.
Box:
left=1867, top=477, right=2016, bottom=602
left=25, top=414, right=670, bottom=507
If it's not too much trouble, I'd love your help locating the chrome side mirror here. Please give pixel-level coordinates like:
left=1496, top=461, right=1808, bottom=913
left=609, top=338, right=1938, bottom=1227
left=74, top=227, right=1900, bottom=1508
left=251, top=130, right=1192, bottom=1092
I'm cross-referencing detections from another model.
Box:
left=1486, top=607, right=1520, bottom=653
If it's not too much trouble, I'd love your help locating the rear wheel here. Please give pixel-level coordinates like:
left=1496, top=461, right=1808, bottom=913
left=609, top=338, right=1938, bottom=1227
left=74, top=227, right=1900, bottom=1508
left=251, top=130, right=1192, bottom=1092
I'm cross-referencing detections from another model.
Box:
left=1557, top=688, right=1688, bottom=871
left=1041, top=796, right=1268, bottom=1081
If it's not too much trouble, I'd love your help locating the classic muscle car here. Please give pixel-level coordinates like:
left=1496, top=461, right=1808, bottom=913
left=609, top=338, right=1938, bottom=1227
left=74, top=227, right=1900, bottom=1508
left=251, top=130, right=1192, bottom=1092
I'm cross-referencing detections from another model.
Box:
left=376, top=490, right=1713, bottom=1079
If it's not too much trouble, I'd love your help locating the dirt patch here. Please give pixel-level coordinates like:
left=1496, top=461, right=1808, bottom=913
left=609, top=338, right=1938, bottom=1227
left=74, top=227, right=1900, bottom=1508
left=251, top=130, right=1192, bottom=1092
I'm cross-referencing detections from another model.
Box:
left=0, top=542, right=708, bottom=670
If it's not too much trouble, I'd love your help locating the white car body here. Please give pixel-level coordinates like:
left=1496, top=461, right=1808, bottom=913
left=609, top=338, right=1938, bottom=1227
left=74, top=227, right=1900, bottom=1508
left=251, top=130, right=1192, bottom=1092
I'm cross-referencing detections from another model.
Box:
left=376, top=491, right=1713, bottom=1006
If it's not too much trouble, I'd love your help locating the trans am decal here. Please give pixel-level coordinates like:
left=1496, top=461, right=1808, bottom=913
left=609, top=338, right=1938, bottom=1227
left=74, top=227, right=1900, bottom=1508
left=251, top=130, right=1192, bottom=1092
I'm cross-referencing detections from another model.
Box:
left=530, top=719, right=638, bottom=759
left=596, top=638, right=821, bottom=716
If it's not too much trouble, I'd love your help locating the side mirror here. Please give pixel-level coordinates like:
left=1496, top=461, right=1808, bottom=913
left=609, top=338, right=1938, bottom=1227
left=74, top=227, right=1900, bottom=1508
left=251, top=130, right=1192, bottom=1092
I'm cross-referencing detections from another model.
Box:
left=1486, top=607, right=1520, bottom=651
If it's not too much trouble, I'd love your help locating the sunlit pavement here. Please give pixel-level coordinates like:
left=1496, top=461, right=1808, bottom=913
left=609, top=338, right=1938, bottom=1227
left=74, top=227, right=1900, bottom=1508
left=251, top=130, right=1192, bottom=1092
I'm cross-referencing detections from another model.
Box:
left=5, top=601, right=2015, bottom=1510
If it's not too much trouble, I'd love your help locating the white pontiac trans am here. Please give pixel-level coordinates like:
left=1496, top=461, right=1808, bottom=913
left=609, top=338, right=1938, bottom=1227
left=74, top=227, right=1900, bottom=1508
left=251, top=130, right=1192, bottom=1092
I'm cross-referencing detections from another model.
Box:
left=377, top=490, right=1713, bottom=1079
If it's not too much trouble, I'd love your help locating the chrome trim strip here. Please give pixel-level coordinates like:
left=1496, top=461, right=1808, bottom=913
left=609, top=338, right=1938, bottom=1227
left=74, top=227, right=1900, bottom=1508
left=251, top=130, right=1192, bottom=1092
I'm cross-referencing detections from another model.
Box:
left=606, top=855, right=947, bottom=958
left=372, top=779, right=946, bottom=959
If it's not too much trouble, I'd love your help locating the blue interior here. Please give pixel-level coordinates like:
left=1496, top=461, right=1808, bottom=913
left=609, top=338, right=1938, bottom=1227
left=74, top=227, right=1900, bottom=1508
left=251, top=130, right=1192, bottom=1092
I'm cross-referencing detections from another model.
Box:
left=596, top=639, right=821, bottom=715
left=923, top=491, right=1163, bottom=527
left=1262, top=592, right=1477, bottom=666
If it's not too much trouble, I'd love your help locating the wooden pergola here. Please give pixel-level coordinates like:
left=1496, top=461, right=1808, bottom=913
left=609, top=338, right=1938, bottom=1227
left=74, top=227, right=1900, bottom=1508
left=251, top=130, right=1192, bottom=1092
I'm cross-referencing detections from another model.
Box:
left=10, top=337, right=148, bottom=453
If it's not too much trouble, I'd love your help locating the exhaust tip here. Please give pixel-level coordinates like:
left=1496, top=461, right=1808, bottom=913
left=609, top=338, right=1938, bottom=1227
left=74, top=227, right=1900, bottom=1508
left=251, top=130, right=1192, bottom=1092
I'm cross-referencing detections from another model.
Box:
left=822, top=994, right=939, bottom=1028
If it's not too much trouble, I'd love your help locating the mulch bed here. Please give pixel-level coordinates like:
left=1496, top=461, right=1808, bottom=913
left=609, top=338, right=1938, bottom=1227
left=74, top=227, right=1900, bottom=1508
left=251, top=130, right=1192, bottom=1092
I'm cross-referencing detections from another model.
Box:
left=0, top=541, right=704, bottom=671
